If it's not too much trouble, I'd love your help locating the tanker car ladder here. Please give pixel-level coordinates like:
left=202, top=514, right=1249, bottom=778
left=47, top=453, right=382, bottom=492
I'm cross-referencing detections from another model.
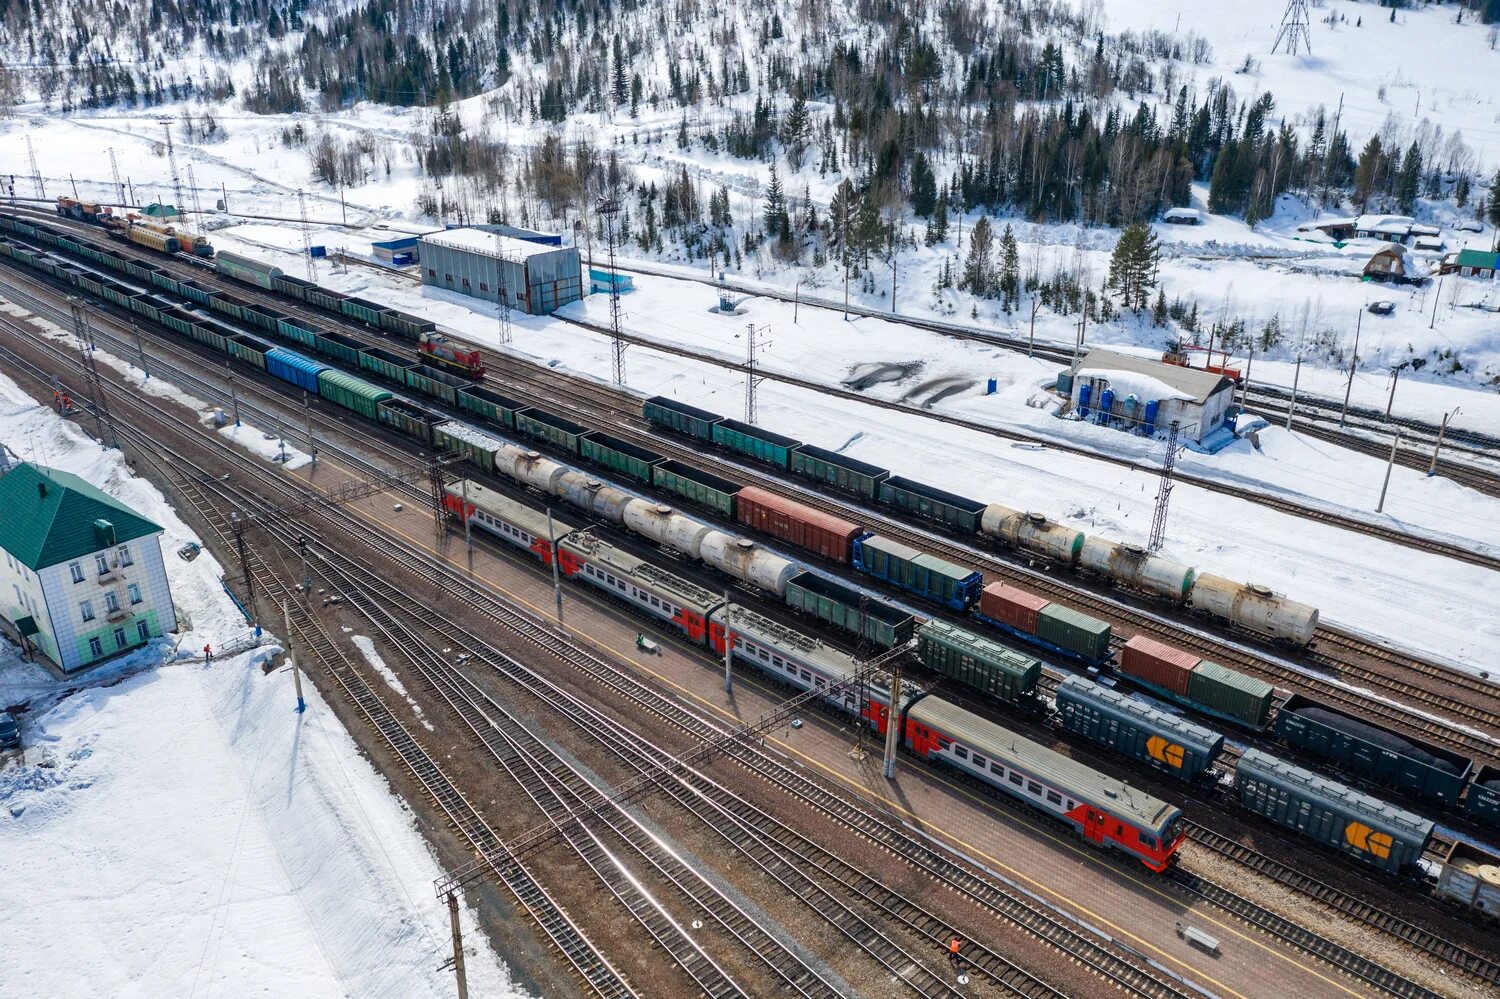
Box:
left=436, top=642, right=910, bottom=898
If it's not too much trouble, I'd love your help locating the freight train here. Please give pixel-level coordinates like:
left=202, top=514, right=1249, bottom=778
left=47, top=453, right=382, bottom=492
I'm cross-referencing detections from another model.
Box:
left=6, top=223, right=1499, bottom=903
left=443, top=479, right=1500, bottom=892
left=642, top=396, right=1321, bottom=648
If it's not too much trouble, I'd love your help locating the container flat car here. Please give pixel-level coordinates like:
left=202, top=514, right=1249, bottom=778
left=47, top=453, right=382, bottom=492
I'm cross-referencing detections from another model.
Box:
left=853, top=534, right=981, bottom=612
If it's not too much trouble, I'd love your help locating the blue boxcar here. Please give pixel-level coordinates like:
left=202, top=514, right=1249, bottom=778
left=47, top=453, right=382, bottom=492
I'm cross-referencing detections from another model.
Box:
left=266, top=346, right=331, bottom=394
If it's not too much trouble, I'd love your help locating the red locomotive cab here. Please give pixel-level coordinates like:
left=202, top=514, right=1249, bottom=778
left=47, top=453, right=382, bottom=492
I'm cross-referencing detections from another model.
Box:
left=441, top=492, right=474, bottom=520
left=673, top=608, right=709, bottom=643
left=528, top=536, right=558, bottom=566
left=556, top=549, right=582, bottom=577
left=706, top=620, right=738, bottom=656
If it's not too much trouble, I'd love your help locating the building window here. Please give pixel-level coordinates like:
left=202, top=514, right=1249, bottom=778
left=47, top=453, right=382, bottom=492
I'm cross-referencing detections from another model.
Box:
left=95, top=554, right=110, bottom=575
left=128, top=583, right=142, bottom=605
left=113, top=627, right=126, bottom=649
left=105, top=592, right=120, bottom=614
left=427, top=268, right=436, bottom=278
left=80, top=599, right=95, bottom=622
left=137, top=620, right=150, bottom=642
left=117, top=545, right=132, bottom=567
left=461, top=277, right=471, bottom=287
left=479, top=282, right=489, bottom=292
left=444, top=273, right=453, bottom=282
left=70, top=562, right=84, bottom=583
left=88, top=637, right=103, bottom=657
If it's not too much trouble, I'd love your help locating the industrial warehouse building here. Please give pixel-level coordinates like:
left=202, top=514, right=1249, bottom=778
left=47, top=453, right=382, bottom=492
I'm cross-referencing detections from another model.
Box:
left=1061, top=349, right=1235, bottom=447
left=0, top=462, right=176, bottom=674
left=419, top=227, right=583, bottom=315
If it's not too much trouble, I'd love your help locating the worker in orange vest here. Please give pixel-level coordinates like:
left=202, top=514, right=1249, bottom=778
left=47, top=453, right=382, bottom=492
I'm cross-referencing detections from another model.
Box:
left=947, top=935, right=964, bottom=971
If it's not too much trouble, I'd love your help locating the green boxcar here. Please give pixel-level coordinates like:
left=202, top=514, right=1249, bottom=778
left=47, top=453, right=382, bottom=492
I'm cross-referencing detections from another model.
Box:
left=580, top=431, right=663, bottom=483
left=515, top=407, right=587, bottom=454
left=341, top=295, right=388, bottom=327
left=456, top=385, right=528, bottom=429
left=177, top=280, right=217, bottom=307
left=432, top=422, right=502, bottom=474
left=917, top=620, right=1041, bottom=704
left=359, top=345, right=416, bottom=385
left=879, top=475, right=986, bottom=533
left=1036, top=604, right=1111, bottom=663
left=277, top=317, right=323, bottom=351
left=790, top=444, right=890, bottom=500
left=711, top=417, right=801, bottom=468
left=1187, top=661, right=1275, bottom=728
left=652, top=459, right=740, bottom=518
left=783, top=571, right=914, bottom=648
left=314, top=329, right=365, bottom=367
left=643, top=396, right=722, bottom=440
left=404, top=363, right=472, bottom=407
left=317, top=369, right=393, bottom=421
left=227, top=334, right=271, bottom=370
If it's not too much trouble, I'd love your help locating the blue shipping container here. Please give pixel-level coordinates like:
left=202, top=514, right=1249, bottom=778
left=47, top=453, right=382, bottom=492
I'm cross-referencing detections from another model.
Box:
left=266, top=347, right=331, bottom=394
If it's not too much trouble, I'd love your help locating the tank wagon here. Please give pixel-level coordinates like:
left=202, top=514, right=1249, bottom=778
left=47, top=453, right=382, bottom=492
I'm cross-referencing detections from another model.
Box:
left=1275, top=694, right=1474, bottom=806
left=1055, top=675, right=1225, bottom=780
left=1189, top=574, right=1319, bottom=646
left=1234, top=748, right=1433, bottom=872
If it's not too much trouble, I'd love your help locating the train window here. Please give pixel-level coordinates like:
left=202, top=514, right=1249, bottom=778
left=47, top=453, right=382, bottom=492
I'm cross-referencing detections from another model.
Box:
left=1046, top=791, right=1062, bottom=806
left=1140, top=834, right=1157, bottom=849
left=1008, top=773, right=1023, bottom=787
left=1027, top=781, right=1042, bottom=796
left=972, top=754, right=987, bottom=768
left=800, top=669, right=812, bottom=683
left=954, top=747, right=968, bottom=760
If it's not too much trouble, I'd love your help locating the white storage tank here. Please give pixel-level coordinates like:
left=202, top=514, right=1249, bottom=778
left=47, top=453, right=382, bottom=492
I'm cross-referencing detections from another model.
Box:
left=624, top=500, right=712, bottom=560
left=1080, top=537, right=1196, bottom=601
left=511, top=449, right=568, bottom=495
left=980, top=504, right=1085, bottom=564
left=700, top=532, right=799, bottom=595
left=1188, top=573, right=1319, bottom=646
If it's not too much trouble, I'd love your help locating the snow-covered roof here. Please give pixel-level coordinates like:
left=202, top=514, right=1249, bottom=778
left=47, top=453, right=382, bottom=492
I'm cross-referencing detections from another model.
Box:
left=1353, top=214, right=1414, bottom=234
left=1073, top=350, right=1231, bottom=405
left=420, top=227, right=570, bottom=260
left=1300, top=217, right=1356, bottom=232
left=1162, top=208, right=1201, bottom=221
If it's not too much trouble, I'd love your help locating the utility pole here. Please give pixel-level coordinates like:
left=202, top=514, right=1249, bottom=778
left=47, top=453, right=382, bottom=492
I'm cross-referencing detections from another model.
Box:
left=1385, top=366, right=1402, bottom=420
left=722, top=593, right=734, bottom=694
left=1286, top=356, right=1302, bottom=430
left=185, top=163, right=206, bottom=221
left=1429, top=275, right=1443, bottom=330
left=226, top=366, right=241, bottom=427
left=283, top=599, right=306, bottom=713
left=1376, top=430, right=1401, bottom=513
left=460, top=477, right=473, bottom=560
left=25, top=135, right=44, bottom=198
left=303, top=394, right=317, bottom=466
left=1028, top=295, right=1038, bottom=357
left=1339, top=308, right=1362, bottom=427
left=1147, top=421, right=1182, bottom=554
left=882, top=664, right=902, bottom=780
left=841, top=209, right=851, bottom=321
left=743, top=323, right=770, bottom=424
left=596, top=196, right=626, bottom=385
left=546, top=508, right=565, bottom=629
left=159, top=119, right=186, bottom=222
left=445, top=891, right=470, bottom=999
left=793, top=282, right=801, bottom=325
left=221, top=181, right=230, bottom=214
left=108, top=147, right=126, bottom=204
left=231, top=511, right=254, bottom=608
left=889, top=223, right=899, bottom=313
left=133, top=321, right=148, bottom=380
left=69, top=174, right=80, bottom=199
left=1428, top=407, right=1459, bottom=476
left=71, top=302, right=116, bottom=449
left=297, top=188, right=318, bottom=282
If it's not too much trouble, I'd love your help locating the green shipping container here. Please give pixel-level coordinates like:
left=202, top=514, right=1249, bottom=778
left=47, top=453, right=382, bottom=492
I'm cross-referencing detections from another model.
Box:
left=581, top=432, right=663, bottom=483
left=317, top=369, right=392, bottom=420
left=652, top=459, right=740, bottom=518
left=1036, top=604, right=1111, bottom=662
left=1056, top=370, right=1074, bottom=395
left=917, top=620, right=1040, bottom=703
left=1188, top=662, right=1275, bottom=727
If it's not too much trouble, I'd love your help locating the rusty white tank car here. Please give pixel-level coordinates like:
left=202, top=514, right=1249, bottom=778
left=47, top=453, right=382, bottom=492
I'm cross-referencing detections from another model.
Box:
left=1188, top=573, right=1319, bottom=646
left=1079, top=538, right=1196, bottom=602
left=700, top=532, right=800, bottom=595
left=980, top=505, right=1086, bottom=564
left=624, top=501, right=714, bottom=559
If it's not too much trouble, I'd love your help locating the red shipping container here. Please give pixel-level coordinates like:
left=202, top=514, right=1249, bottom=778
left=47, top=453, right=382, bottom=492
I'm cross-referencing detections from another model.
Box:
left=979, top=582, right=1051, bottom=635
left=1120, top=635, right=1201, bottom=696
left=735, top=486, right=865, bottom=563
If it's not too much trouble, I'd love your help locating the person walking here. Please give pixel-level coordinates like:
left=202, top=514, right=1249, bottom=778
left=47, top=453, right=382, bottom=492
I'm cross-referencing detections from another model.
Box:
left=947, top=935, right=965, bottom=973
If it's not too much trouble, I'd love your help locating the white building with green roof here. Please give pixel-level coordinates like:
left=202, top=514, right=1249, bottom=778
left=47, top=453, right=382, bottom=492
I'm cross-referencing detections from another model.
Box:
left=0, top=462, right=175, bottom=674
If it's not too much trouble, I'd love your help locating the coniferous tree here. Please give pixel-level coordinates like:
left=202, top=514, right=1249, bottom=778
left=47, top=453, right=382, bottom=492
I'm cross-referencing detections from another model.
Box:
left=997, top=223, right=1020, bottom=309
left=962, top=216, right=995, bottom=296
left=828, top=178, right=858, bottom=264
left=909, top=153, right=937, bottom=218
left=925, top=198, right=949, bottom=245
left=780, top=94, right=810, bottom=167
left=1353, top=136, right=1385, bottom=211
left=1395, top=142, right=1422, bottom=214
left=762, top=163, right=787, bottom=236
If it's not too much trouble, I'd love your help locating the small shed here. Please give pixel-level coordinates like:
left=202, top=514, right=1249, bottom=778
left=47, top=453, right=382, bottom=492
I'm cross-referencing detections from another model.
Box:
left=1353, top=214, right=1414, bottom=243
left=1413, top=233, right=1444, bottom=252
left=1300, top=217, right=1357, bottom=240
left=1064, top=349, right=1234, bottom=445
left=590, top=268, right=635, bottom=294
left=419, top=226, right=583, bottom=315
left=140, top=202, right=182, bottom=222
left=1162, top=208, right=1202, bottom=226
left=1440, top=249, right=1499, bottom=279
left=1363, top=245, right=1423, bottom=284
left=372, top=236, right=420, bottom=266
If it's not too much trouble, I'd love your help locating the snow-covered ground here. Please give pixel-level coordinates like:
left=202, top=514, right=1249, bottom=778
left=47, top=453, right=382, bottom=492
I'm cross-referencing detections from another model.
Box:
left=0, top=373, right=524, bottom=999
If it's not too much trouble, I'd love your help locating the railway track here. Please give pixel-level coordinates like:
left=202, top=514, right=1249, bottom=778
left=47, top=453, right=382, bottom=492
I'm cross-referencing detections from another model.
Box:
left=7, top=257, right=1497, bottom=765
left=0, top=315, right=1475, bottom=999
left=12, top=209, right=1500, bottom=571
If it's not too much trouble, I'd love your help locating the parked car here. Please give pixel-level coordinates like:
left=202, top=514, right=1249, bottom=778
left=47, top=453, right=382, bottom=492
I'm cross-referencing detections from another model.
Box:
left=1456, top=220, right=1485, bottom=233
left=1367, top=300, right=1396, bottom=315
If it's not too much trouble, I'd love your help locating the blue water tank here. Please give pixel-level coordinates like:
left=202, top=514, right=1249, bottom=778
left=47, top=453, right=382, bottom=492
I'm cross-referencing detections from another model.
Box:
left=1098, top=388, right=1115, bottom=424
left=1077, top=383, right=1092, bottom=419
left=1143, top=399, right=1160, bottom=435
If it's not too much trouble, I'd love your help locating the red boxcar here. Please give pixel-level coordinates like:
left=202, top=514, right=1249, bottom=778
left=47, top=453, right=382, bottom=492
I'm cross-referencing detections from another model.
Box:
left=734, top=486, right=865, bottom=563
left=978, top=582, right=1050, bottom=635
left=1120, top=635, right=1201, bottom=696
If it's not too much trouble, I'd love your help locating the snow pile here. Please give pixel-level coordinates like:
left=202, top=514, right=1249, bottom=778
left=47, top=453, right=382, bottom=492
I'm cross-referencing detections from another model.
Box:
left=0, top=371, right=525, bottom=999
left=217, top=420, right=313, bottom=469
left=1071, top=368, right=1193, bottom=403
